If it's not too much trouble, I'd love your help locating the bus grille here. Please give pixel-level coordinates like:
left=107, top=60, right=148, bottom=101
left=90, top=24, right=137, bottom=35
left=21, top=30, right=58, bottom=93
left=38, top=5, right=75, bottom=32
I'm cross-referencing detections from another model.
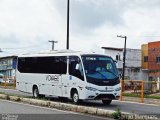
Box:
left=95, top=94, right=115, bottom=99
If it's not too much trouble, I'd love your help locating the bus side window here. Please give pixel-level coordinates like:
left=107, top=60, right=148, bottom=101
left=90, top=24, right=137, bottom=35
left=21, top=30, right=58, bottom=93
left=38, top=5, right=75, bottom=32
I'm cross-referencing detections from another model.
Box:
left=69, top=56, right=84, bottom=81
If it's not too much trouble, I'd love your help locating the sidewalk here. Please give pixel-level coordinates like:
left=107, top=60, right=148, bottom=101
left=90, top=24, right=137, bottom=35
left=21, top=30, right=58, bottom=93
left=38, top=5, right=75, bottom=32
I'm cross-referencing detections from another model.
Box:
left=123, top=96, right=160, bottom=105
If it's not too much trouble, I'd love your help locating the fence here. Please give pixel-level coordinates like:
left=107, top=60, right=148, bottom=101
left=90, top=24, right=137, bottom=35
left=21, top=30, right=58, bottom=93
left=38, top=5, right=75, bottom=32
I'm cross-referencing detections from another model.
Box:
left=0, top=76, right=16, bottom=89
left=120, top=80, right=160, bottom=103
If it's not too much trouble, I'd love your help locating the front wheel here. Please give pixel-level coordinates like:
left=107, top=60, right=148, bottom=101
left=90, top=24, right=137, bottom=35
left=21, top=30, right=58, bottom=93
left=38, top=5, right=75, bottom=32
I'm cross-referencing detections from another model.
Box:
left=102, top=100, right=112, bottom=105
left=72, top=91, right=80, bottom=104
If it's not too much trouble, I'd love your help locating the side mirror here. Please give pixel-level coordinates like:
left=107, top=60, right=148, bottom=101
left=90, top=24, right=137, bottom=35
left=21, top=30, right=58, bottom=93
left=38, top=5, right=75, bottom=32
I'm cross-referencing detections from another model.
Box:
left=75, top=63, right=80, bottom=70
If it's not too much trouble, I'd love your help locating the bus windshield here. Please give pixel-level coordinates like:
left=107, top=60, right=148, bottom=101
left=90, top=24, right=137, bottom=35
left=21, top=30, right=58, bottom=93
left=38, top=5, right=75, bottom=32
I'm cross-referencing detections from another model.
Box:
left=81, top=55, right=119, bottom=86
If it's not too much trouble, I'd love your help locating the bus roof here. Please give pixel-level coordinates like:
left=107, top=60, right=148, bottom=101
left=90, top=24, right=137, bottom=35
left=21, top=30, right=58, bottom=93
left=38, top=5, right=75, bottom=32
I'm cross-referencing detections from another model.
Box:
left=18, top=50, right=111, bottom=58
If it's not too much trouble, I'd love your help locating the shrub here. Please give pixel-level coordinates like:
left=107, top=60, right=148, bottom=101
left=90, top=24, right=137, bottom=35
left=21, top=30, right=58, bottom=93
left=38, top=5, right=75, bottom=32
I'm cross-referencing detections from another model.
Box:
left=112, top=108, right=121, bottom=119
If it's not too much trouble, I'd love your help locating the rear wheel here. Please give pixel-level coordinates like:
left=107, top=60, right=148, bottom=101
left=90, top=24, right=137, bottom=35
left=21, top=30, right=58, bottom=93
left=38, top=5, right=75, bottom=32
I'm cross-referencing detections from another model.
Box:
left=102, top=100, right=112, bottom=105
left=33, top=87, right=39, bottom=98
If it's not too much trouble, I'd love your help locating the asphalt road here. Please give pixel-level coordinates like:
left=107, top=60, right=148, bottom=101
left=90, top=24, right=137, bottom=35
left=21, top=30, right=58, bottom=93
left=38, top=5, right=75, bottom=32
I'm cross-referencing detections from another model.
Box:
left=0, top=88, right=160, bottom=117
left=0, top=99, right=111, bottom=120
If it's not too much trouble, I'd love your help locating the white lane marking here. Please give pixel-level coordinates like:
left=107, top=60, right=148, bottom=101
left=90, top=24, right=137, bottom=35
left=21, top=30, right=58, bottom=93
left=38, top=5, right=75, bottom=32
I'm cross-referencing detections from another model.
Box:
left=0, top=99, right=109, bottom=120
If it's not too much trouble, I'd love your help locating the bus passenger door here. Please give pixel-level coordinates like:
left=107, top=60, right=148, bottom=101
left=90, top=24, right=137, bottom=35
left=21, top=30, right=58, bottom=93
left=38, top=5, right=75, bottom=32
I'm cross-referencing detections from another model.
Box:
left=67, top=56, right=85, bottom=98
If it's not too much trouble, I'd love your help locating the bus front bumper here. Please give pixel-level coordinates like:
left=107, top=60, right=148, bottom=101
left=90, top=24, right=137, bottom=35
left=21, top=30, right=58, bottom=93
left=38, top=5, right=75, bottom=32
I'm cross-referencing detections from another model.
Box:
left=85, top=91, right=120, bottom=100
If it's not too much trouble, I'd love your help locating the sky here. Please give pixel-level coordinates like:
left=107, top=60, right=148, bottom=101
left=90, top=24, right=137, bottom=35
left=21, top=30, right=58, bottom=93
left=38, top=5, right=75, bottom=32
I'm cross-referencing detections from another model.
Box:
left=0, top=0, right=160, bottom=57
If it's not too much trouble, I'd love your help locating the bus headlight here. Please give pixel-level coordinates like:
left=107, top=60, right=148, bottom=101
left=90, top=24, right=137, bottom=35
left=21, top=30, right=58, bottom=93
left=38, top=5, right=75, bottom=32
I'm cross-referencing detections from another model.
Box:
left=115, top=87, right=121, bottom=91
left=85, top=86, right=97, bottom=91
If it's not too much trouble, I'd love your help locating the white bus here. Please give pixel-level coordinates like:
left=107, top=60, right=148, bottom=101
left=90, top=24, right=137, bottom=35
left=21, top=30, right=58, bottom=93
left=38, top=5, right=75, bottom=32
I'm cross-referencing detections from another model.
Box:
left=16, top=50, right=120, bottom=105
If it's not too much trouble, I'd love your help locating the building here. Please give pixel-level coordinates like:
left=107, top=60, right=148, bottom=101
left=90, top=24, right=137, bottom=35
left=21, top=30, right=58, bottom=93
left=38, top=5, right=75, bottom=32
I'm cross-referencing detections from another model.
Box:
left=141, top=44, right=148, bottom=70
left=0, top=56, right=17, bottom=78
left=142, top=41, right=160, bottom=82
left=102, top=47, right=148, bottom=81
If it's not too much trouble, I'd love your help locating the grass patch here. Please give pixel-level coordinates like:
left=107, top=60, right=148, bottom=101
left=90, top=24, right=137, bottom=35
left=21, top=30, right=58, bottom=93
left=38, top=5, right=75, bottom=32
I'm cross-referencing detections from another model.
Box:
left=0, top=92, right=32, bottom=99
left=0, top=83, right=14, bottom=87
left=0, top=92, right=4, bottom=94
left=123, top=93, right=141, bottom=97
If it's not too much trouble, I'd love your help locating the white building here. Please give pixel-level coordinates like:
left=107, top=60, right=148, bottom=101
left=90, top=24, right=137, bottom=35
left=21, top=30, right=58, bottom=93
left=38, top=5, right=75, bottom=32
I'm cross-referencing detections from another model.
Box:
left=102, top=47, right=148, bottom=81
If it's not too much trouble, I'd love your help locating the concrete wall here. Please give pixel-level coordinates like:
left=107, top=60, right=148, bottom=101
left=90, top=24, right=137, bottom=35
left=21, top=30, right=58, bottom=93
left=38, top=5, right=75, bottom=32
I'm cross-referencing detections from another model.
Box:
left=125, top=49, right=141, bottom=68
left=104, top=48, right=141, bottom=68
left=104, top=49, right=123, bottom=68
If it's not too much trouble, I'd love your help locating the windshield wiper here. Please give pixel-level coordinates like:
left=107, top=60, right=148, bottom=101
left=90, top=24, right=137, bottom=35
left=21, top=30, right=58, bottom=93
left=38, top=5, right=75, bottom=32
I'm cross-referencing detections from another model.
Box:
left=104, top=68, right=119, bottom=78
left=89, top=69, right=107, bottom=79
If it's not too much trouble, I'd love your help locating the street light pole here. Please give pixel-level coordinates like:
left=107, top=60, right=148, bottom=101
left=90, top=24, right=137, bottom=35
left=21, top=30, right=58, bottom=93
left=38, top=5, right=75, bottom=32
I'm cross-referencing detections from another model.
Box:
left=117, top=35, right=127, bottom=81
left=66, top=0, right=70, bottom=50
left=49, top=40, right=58, bottom=50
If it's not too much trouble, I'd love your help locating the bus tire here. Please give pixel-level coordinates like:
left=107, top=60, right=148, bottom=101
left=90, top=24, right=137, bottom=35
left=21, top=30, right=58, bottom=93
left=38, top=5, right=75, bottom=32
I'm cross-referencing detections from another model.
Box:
left=71, top=90, right=80, bottom=104
left=33, top=86, right=40, bottom=98
left=102, top=100, right=112, bottom=105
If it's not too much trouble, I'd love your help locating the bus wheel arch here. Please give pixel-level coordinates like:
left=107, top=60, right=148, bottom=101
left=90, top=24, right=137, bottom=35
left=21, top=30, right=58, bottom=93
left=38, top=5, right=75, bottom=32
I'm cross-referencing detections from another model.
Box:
left=70, top=88, right=80, bottom=104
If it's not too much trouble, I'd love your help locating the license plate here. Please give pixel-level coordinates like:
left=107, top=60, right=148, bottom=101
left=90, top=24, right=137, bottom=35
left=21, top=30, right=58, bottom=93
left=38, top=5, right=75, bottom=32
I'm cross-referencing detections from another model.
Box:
left=102, top=98, right=109, bottom=100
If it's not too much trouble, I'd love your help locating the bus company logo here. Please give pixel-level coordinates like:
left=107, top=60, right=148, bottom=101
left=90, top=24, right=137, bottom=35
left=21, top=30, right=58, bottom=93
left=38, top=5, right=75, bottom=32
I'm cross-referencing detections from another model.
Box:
left=46, top=75, right=59, bottom=82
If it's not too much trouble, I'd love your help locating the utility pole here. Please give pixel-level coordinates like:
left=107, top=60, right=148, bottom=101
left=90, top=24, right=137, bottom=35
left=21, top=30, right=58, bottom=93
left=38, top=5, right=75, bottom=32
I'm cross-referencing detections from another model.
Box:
left=49, top=40, right=58, bottom=50
left=117, top=35, right=127, bottom=81
left=66, top=0, right=70, bottom=49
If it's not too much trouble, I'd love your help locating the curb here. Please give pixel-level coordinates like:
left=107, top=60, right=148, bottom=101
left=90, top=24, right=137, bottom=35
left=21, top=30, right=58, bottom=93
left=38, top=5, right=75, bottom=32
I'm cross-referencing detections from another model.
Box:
left=0, top=94, right=129, bottom=119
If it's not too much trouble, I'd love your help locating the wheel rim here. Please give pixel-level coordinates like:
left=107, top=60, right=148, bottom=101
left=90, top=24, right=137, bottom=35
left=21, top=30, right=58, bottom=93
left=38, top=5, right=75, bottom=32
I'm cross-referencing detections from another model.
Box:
left=73, top=93, right=79, bottom=103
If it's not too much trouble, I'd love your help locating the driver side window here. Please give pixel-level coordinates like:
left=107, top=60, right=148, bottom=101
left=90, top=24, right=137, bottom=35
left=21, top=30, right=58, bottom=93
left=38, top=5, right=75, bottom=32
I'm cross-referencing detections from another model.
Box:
left=69, top=56, right=84, bottom=81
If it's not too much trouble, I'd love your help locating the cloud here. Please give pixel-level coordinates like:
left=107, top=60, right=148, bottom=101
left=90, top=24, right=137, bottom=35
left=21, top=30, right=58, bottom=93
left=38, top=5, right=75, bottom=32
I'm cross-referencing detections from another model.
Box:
left=53, top=0, right=125, bottom=35
left=1, top=0, right=160, bottom=57
left=0, top=0, right=67, bottom=56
